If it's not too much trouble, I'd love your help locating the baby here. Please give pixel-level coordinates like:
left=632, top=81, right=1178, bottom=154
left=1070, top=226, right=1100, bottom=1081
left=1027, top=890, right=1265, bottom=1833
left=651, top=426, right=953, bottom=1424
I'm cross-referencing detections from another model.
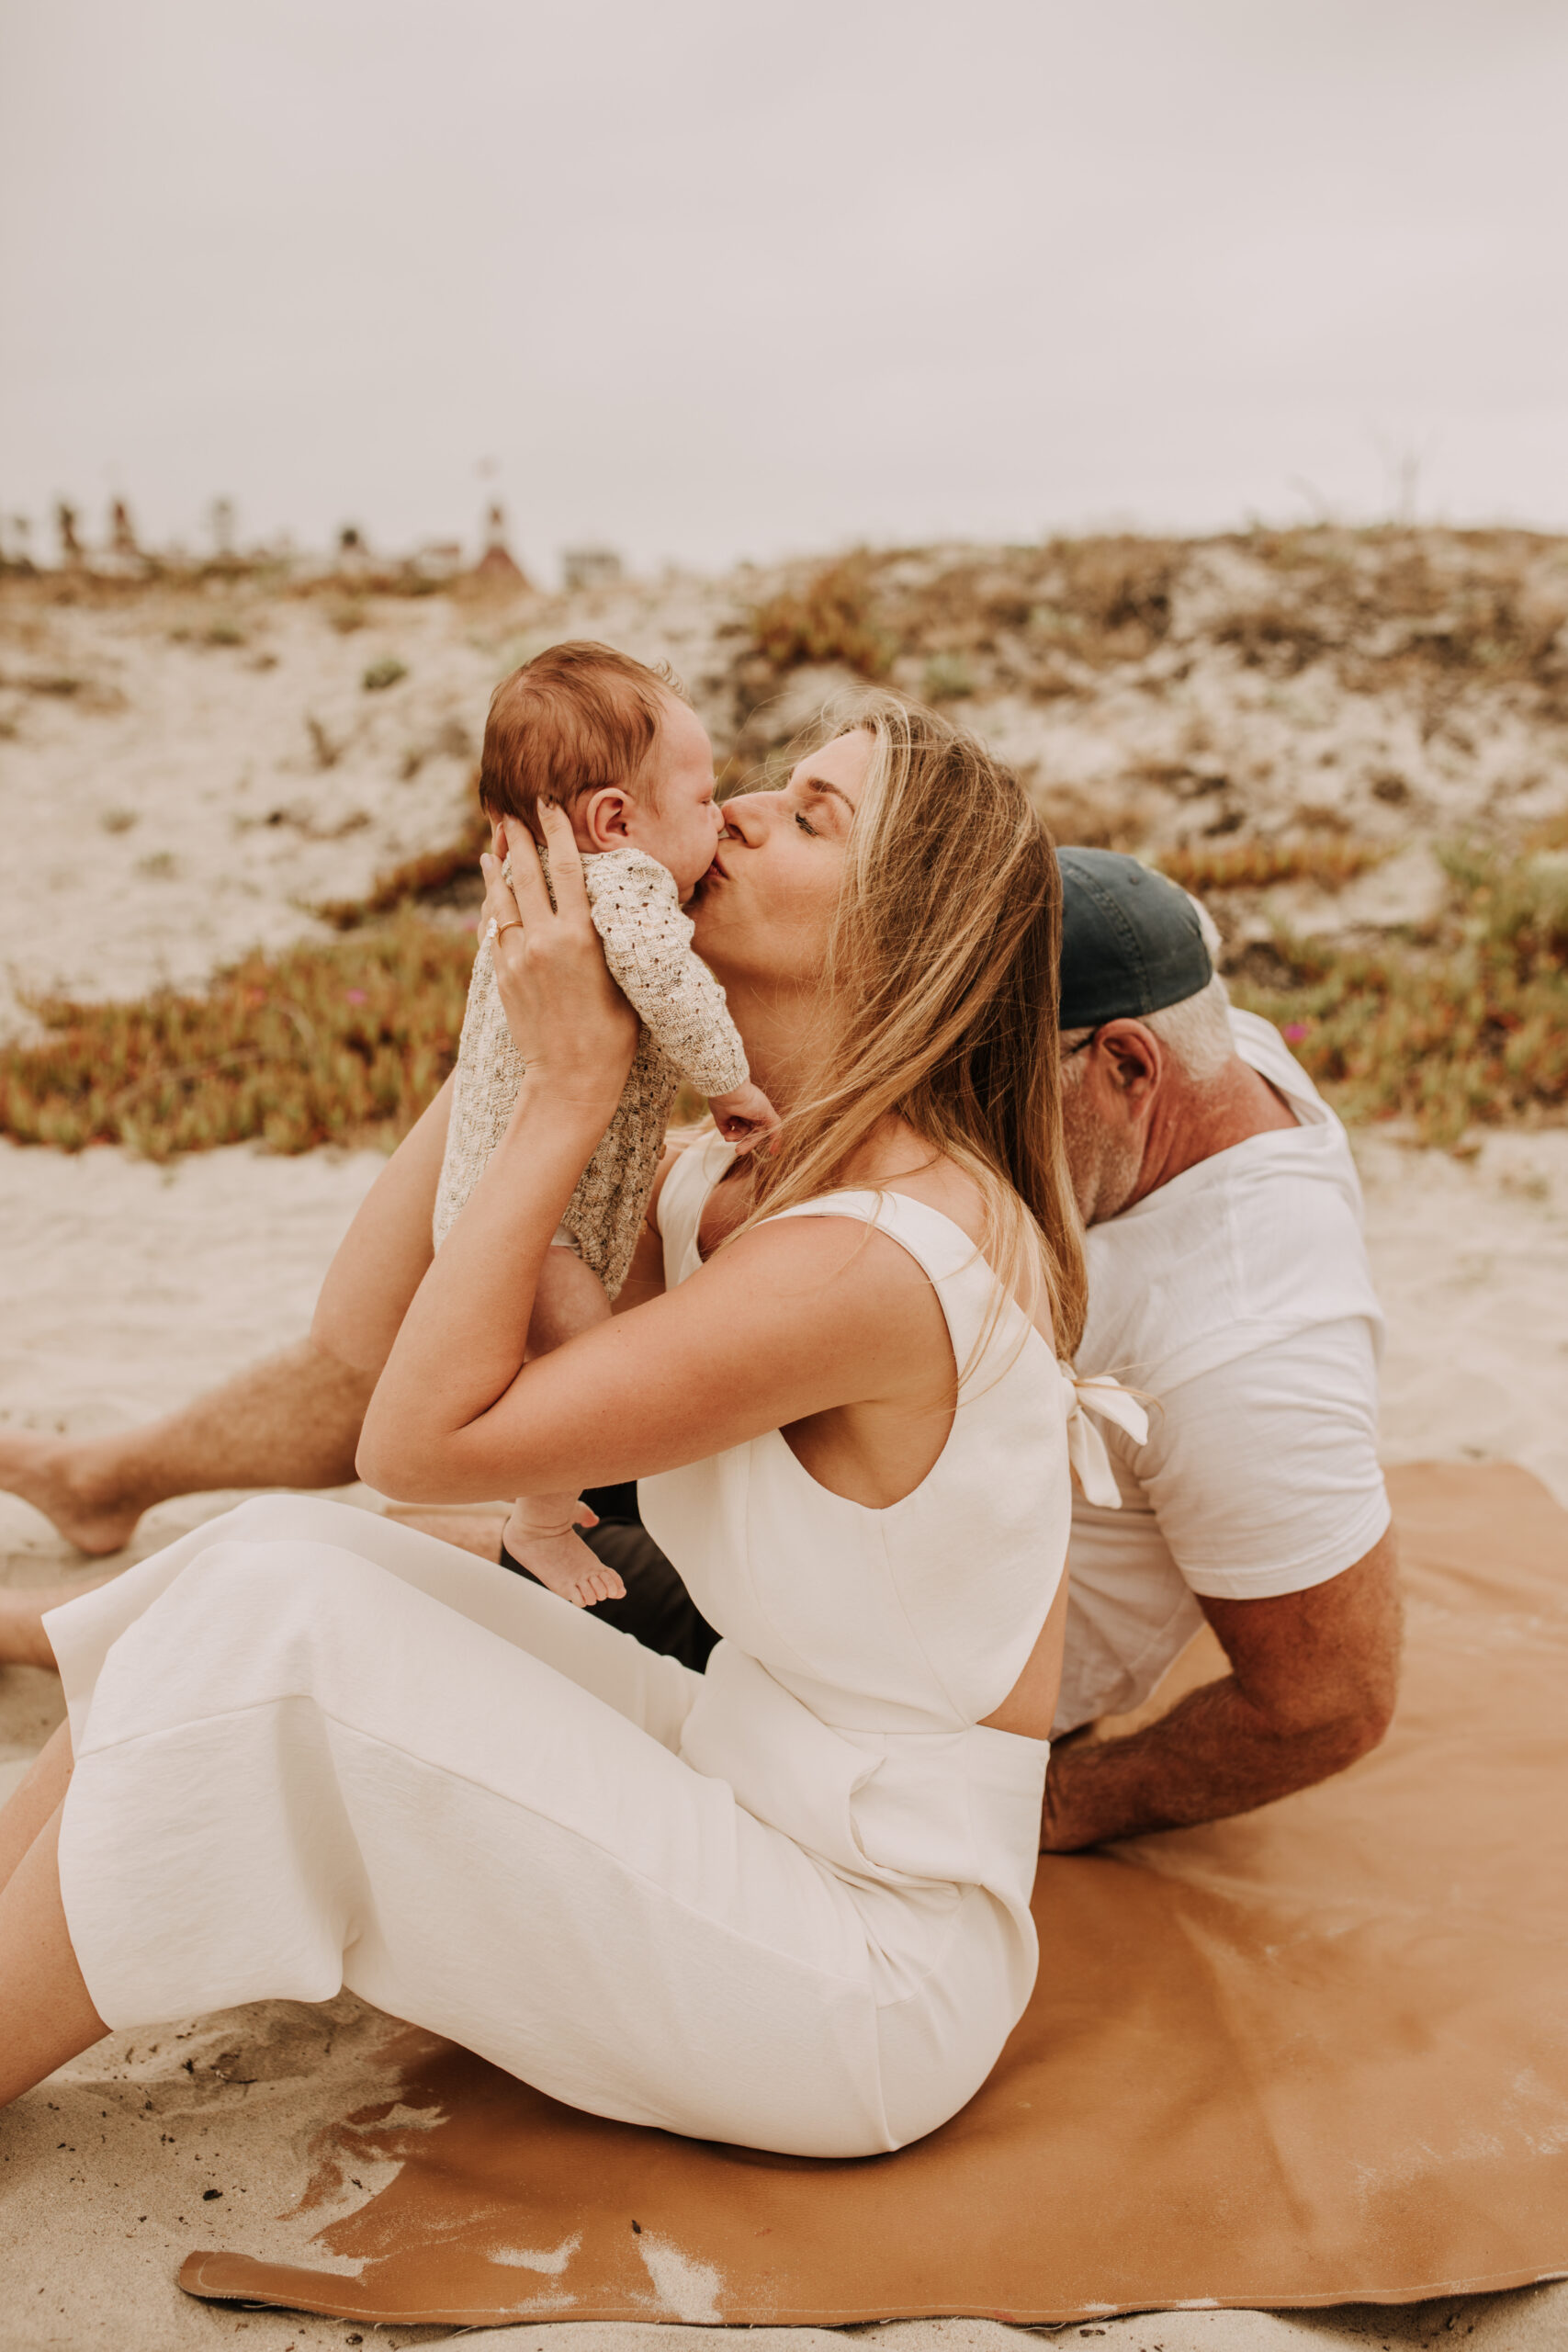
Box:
left=433, top=640, right=775, bottom=1606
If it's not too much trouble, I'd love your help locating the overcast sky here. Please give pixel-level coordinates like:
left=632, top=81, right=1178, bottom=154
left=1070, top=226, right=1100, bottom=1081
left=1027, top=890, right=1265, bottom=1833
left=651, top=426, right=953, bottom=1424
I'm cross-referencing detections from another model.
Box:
left=3, top=0, right=1565, bottom=581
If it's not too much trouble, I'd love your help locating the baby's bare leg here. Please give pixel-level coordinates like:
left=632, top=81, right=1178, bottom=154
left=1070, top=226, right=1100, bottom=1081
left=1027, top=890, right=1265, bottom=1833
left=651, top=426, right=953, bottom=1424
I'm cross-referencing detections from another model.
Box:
left=502, top=1250, right=626, bottom=1610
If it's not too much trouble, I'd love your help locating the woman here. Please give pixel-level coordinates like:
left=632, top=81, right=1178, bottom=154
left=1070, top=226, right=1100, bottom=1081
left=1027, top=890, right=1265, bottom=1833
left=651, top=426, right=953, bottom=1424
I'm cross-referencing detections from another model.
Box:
left=0, top=695, right=1138, bottom=2158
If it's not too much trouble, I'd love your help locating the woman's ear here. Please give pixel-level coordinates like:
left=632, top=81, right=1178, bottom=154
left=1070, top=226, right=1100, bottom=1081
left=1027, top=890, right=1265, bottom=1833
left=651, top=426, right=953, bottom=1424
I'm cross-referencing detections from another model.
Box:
left=581, top=787, right=634, bottom=851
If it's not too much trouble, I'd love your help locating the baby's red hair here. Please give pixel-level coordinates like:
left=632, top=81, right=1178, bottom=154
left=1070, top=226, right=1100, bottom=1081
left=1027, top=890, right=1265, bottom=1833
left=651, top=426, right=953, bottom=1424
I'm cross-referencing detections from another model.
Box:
left=479, top=640, right=689, bottom=830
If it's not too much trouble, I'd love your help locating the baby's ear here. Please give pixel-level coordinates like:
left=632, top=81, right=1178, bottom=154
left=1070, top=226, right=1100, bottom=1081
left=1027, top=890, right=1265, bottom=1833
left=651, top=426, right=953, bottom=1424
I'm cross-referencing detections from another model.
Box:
left=582, top=786, right=634, bottom=849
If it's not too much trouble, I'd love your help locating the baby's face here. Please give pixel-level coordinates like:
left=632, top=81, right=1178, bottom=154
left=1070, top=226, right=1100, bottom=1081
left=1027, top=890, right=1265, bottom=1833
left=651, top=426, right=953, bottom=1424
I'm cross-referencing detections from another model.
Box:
left=579, top=695, right=724, bottom=899
left=625, top=762, right=726, bottom=899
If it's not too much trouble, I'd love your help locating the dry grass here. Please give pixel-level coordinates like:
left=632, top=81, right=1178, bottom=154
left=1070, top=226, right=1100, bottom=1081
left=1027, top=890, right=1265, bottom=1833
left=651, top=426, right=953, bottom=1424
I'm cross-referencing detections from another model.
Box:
left=1230, top=845, right=1568, bottom=1146
left=6, top=842, right=1562, bottom=1160
left=1213, top=528, right=1568, bottom=703
left=740, top=536, right=1179, bottom=699
left=747, top=558, right=893, bottom=678
left=1157, top=837, right=1386, bottom=893
left=878, top=537, right=1176, bottom=674
left=0, top=912, right=473, bottom=1159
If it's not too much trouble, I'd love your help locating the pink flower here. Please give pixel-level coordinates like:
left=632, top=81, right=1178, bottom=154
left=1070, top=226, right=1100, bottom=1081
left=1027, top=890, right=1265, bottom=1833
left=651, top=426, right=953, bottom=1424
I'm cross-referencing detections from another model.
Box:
left=344, top=989, right=368, bottom=1004
left=1283, top=1021, right=1309, bottom=1042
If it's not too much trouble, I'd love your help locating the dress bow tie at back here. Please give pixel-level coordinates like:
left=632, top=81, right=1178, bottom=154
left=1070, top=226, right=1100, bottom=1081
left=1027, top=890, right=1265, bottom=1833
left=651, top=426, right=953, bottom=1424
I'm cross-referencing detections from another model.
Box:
left=1058, top=1368, right=1148, bottom=1510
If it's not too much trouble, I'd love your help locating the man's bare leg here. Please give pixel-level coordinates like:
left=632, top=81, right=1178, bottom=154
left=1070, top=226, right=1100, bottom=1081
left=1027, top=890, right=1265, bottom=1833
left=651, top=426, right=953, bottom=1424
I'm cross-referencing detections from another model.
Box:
left=0, top=1340, right=375, bottom=1560
left=0, top=1080, right=456, bottom=1663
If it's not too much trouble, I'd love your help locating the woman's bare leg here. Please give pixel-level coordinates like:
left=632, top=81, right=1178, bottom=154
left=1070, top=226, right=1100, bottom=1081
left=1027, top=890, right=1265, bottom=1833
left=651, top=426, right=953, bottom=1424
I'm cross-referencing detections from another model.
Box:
left=0, top=1077, right=456, bottom=1566
left=0, top=1720, right=73, bottom=1891
left=0, top=1804, right=108, bottom=2107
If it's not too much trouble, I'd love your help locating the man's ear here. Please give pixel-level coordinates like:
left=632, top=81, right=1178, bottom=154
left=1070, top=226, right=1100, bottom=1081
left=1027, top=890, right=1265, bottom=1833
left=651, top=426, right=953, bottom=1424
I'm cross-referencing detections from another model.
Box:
left=581, top=787, right=634, bottom=851
left=1098, top=1020, right=1162, bottom=1099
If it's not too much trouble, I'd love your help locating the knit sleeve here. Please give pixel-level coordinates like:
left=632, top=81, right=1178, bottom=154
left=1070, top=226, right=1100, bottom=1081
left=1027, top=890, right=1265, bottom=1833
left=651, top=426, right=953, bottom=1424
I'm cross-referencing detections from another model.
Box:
left=585, top=851, right=749, bottom=1095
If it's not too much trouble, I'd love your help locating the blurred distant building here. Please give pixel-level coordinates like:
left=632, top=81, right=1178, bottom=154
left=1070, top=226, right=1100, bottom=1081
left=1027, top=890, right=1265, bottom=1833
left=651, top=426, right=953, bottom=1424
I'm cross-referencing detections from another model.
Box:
left=55, top=501, right=84, bottom=565
left=562, top=546, right=624, bottom=592
left=415, top=539, right=466, bottom=580
left=109, top=499, right=140, bottom=559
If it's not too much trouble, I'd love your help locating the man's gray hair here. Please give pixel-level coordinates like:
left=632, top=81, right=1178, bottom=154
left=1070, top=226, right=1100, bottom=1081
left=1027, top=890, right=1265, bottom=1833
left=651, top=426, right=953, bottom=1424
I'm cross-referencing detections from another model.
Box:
left=1061, top=889, right=1235, bottom=1083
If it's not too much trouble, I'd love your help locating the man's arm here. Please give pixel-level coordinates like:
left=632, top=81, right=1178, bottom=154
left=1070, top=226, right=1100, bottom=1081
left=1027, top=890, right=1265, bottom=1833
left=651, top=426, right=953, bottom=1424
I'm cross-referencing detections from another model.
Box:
left=310, top=1074, right=454, bottom=1377
left=1041, top=1528, right=1403, bottom=1850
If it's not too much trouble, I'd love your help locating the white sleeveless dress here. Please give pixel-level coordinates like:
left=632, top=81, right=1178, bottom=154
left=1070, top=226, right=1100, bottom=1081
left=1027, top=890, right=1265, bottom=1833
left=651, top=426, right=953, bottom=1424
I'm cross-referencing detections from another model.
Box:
left=46, top=1148, right=1135, bottom=2158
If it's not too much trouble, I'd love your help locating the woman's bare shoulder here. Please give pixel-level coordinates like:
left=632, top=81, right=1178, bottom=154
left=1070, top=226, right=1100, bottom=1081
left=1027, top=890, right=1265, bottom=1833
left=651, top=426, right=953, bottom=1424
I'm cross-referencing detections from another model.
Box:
left=846, top=1125, right=989, bottom=1248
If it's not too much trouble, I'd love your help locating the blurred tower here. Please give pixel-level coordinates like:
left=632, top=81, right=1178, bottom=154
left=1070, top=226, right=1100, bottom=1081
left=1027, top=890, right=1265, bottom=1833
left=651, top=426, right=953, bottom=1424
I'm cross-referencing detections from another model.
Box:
left=55, top=500, right=84, bottom=565
left=472, top=502, right=529, bottom=589
left=210, top=497, right=237, bottom=559
left=109, top=499, right=140, bottom=559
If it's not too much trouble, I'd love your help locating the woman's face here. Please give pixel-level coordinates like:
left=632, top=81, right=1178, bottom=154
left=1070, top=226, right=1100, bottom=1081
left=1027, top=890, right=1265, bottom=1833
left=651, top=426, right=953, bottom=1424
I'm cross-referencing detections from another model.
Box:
left=688, top=729, right=873, bottom=994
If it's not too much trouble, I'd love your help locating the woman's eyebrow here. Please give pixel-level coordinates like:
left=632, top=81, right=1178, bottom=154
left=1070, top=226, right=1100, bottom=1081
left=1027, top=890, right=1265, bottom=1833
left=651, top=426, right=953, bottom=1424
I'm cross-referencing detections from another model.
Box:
left=801, top=777, right=855, bottom=820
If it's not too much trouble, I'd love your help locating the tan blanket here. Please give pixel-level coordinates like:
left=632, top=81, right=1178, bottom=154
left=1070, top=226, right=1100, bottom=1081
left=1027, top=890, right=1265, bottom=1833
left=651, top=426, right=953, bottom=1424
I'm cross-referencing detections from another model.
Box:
left=179, top=1462, right=1568, bottom=2327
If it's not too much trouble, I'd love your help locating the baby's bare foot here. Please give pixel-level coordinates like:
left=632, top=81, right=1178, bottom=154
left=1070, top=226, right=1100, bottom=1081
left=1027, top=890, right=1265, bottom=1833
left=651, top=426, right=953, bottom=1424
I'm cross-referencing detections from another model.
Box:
left=502, top=1515, right=626, bottom=1611
left=0, top=1430, right=141, bottom=1556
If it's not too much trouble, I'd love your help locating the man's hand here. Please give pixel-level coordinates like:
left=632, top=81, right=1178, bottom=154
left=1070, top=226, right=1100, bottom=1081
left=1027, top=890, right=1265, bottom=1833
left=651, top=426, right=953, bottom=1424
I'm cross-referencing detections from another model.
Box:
left=1041, top=1529, right=1403, bottom=1851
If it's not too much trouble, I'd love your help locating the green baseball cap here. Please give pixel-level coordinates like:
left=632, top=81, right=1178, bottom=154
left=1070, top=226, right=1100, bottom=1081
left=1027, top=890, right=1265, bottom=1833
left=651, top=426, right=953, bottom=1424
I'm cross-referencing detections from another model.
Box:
left=1057, top=848, right=1213, bottom=1030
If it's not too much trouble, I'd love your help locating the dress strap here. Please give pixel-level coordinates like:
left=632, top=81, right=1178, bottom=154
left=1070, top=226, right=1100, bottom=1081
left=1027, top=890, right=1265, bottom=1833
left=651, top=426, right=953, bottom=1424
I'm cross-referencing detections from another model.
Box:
left=761, top=1189, right=1024, bottom=1398
left=656, top=1133, right=738, bottom=1290
left=760, top=1189, right=987, bottom=1283
left=766, top=1191, right=1149, bottom=1508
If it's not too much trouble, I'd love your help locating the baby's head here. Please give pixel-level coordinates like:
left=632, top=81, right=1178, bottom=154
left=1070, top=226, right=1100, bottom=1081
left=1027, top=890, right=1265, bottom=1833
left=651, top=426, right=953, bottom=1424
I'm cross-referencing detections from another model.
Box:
left=479, top=641, right=720, bottom=899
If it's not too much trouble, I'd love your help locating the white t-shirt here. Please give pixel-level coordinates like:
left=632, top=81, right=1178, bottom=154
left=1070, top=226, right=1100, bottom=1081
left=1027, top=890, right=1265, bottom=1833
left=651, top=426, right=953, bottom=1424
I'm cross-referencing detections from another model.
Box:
left=1054, top=1007, right=1391, bottom=1736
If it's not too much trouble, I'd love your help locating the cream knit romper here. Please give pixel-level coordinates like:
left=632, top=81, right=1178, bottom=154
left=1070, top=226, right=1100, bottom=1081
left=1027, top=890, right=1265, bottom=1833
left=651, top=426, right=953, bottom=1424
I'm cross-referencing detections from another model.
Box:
left=433, top=845, right=748, bottom=1298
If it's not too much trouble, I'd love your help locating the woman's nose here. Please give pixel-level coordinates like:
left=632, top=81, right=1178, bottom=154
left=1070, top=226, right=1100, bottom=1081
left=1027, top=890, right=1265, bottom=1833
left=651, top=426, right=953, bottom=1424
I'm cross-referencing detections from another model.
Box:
left=718, top=792, right=768, bottom=842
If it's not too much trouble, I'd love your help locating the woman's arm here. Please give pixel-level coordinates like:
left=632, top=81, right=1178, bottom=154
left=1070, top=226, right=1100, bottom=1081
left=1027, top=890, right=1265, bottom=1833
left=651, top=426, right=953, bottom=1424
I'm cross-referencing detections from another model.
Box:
left=358, top=1184, right=946, bottom=1504
left=356, top=811, right=948, bottom=1504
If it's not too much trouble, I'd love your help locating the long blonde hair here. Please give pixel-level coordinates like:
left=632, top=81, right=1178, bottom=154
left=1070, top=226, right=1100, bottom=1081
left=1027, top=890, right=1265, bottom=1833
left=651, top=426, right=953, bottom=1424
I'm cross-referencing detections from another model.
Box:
left=738, top=692, right=1088, bottom=1361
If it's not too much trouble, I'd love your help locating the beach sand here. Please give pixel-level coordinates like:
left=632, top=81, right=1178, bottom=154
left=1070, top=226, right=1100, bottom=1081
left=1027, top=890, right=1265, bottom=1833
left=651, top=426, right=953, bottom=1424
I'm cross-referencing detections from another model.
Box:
left=2, top=1129, right=1565, bottom=2350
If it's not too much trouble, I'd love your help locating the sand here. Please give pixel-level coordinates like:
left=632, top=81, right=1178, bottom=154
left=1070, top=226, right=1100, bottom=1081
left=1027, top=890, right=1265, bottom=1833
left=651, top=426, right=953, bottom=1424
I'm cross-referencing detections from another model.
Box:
left=2, top=1129, right=1565, bottom=2350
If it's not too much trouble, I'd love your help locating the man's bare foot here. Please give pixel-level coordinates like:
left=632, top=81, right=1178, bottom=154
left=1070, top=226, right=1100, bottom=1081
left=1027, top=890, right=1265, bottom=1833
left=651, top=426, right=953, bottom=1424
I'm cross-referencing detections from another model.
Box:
left=0, top=1431, right=141, bottom=1557
left=502, top=1500, right=626, bottom=1611
left=0, top=1579, right=107, bottom=1671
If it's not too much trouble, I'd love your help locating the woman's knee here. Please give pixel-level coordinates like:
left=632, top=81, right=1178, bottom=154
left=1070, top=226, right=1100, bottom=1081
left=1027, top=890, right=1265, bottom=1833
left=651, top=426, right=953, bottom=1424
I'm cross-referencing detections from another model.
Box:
left=220, top=1494, right=376, bottom=1552
left=183, top=1517, right=388, bottom=1638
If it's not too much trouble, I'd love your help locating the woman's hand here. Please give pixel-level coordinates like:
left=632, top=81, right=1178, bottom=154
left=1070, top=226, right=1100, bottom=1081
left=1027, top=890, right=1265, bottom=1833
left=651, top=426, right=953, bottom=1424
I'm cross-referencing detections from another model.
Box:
left=482, top=808, right=639, bottom=1131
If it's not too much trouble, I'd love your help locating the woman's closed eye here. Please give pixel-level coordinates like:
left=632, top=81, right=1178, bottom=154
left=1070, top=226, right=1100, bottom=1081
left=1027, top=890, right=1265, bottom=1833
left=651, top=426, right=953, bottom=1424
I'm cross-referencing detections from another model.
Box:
left=794, top=810, right=818, bottom=837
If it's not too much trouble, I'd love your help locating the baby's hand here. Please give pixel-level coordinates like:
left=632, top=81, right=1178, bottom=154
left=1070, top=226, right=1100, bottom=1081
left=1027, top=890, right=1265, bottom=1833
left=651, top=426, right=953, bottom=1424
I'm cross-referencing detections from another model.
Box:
left=708, top=1080, right=782, bottom=1155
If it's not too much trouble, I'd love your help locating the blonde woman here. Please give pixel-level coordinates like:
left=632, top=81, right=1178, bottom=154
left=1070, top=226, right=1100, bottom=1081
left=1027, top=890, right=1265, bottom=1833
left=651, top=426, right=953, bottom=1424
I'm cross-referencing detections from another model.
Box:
left=0, top=698, right=1140, bottom=2159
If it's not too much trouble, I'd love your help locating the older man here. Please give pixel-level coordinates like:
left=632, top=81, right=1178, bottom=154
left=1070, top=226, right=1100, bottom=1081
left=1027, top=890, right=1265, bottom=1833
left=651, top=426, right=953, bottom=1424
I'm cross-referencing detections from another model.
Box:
left=0, top=854, right=1399, bottom=1853
left=1038, top=851, right=1399, bottom=1847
